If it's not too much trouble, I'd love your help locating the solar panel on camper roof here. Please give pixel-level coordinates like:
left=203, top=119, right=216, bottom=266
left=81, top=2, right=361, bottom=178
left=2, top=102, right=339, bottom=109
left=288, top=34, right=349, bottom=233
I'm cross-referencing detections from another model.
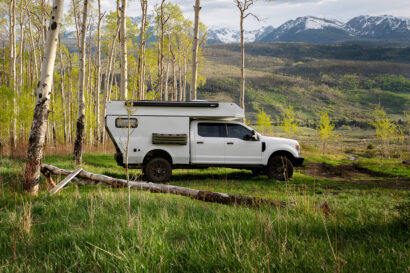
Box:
left=125, top=101, right=219, bottom=108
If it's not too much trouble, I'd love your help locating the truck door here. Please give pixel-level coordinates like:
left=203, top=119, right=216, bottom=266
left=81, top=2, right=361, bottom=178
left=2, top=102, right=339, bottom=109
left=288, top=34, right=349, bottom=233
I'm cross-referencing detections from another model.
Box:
left=191, top=122, right=226, bottom=164
left=224, top=123, right=262, bottom=165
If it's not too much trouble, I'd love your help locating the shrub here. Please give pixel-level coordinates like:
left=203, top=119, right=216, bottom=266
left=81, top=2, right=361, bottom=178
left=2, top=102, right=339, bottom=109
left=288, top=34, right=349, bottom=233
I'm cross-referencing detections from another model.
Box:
left=369, top=105, right=397, bottom=158
left=317, top=111, right=337, bottom=153
left=256, top=108, right=273, bottom=135
left=282, top=105, right=298, bottom=137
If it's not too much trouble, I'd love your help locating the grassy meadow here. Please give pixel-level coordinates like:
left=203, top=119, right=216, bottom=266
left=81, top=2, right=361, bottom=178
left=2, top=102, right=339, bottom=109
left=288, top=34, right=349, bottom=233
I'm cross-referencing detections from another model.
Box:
left=0, top=42, right=409, bottom=272
left=0, top=130, right=409, bottom=273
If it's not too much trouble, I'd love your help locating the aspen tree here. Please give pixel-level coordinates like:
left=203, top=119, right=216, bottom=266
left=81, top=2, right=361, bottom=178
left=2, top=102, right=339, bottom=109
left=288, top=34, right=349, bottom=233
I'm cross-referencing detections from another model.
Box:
left=190, top=0, right=200, bottom=101
left=74, top=0, right=89, bottom=165
left=24, top=0, right=64, bottom=193
left=24, top=0, right=39, bottom=80
left=137, top=0, right=148, bottom=100
left=234, top=0, right=258, bottom=111
left=157, top=0, right=169, bottom=100
left=9, top=0, right=17, bottom=151
left=120, top=0, right=127, bottom=100
left=58, top=37, right=69, bottom=143
left=101, top=14, right=120, bottom=143
left=95, top=0, right=104, bottom=142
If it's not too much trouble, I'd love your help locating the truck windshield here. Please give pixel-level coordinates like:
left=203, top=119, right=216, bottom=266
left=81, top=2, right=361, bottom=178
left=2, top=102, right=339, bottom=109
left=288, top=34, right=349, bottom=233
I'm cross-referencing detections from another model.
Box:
left=198, top=123, right=226, bottom=137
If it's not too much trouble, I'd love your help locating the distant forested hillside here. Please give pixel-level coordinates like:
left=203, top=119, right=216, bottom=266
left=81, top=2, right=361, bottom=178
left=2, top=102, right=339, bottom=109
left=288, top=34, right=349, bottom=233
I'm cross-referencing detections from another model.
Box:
left=199, top=43, right=410, bottom=127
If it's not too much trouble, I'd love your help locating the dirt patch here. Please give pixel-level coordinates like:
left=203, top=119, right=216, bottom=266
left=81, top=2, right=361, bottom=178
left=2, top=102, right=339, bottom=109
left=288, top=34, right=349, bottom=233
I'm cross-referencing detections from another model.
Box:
left=302, top=162, right=410, bottom=190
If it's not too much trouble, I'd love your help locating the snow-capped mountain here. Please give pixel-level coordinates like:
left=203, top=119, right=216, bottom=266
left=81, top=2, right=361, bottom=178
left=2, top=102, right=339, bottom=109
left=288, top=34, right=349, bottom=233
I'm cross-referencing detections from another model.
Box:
left=345, top=15, right=410, bottom=39
left=208, top=15, right=410, bottom=45
left=258, top=16, right=347, bottom=43
left=207, top=26, right=274, bottom=44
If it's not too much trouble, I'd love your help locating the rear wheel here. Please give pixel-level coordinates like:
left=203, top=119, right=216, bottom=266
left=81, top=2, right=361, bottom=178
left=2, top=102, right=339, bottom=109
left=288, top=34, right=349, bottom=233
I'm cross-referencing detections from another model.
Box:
left=144, top=157, right=172, bottom=183
left=266, top=156, right=294, bottom=181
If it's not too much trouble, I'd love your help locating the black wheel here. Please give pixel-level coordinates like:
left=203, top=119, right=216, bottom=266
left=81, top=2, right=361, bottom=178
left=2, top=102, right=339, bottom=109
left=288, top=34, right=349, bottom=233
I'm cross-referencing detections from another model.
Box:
left=144, top=157, right=172, bottom=183
left=266, top=156, right=294, bottom=181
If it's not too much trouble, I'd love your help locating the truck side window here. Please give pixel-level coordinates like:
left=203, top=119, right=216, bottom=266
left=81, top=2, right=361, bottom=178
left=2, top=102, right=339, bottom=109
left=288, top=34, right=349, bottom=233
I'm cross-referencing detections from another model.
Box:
left=227, top=124, right=253, bottom=140
left=115, top=118, right=138, bottom=128
left=198, top=123, right=226, bottom=138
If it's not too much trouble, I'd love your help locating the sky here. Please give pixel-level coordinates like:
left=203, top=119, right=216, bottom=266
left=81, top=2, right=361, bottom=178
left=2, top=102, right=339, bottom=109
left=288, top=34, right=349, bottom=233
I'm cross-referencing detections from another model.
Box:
left=68, top=0, right=410, bottom=30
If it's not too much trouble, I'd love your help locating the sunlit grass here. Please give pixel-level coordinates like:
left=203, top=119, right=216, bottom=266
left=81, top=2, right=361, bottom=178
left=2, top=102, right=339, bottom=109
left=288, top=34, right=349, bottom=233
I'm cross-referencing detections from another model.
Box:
left=0, top=152, right=409, bottom=272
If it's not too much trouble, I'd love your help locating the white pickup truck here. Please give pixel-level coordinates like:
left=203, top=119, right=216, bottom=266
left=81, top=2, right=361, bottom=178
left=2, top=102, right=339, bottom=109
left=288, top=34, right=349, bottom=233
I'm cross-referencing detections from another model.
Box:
left=105, top=101, right=304, bottom=182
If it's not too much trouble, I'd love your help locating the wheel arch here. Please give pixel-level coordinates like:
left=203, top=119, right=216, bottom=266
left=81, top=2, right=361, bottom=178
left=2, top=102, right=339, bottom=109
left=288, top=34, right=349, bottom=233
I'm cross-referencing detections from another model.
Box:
left=268, top=150, right=297, bottom=166
left=143, top=149, right=173, bottom=165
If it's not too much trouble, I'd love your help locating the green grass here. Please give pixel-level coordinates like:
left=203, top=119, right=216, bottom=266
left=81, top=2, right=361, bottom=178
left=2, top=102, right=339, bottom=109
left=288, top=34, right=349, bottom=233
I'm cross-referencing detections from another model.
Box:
left=0, top=153, right=409, bottom=272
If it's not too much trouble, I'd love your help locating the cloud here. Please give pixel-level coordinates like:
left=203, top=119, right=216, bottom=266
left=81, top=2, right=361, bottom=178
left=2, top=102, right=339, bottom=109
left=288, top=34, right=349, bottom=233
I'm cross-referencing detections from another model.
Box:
left=65, top=0, right=410, bottom=30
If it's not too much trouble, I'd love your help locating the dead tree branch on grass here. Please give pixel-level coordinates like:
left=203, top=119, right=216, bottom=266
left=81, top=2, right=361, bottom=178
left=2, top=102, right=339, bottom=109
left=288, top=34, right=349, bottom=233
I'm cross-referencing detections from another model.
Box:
left=41, top=164, right=287, bottom=207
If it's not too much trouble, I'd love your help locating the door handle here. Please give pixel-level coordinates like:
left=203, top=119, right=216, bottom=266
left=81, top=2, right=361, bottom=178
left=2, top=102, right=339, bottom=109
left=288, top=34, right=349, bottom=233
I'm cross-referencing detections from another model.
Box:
left=227, top=142, right=234, bottom=145
left=197, top=141, right=204, bottom=144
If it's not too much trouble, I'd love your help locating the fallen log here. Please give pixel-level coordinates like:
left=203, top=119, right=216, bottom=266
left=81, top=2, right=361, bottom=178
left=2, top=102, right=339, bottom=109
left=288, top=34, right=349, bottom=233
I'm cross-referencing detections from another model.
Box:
left=41, top=164, right=286, bottom=207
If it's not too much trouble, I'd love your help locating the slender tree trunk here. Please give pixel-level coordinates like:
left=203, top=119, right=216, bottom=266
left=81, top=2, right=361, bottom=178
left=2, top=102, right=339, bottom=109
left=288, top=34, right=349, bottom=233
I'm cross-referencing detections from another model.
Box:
left=58, top=40, right=68, bottom=144
left=239, top=13, right=245, bottom=111
left=120, top=0, right=128, bottom=100
left=18, top=7, right=25, bottom=95
left=9, top=0, right=17, bottom=152
left=137, top=0, right=147, bottom=100
left=158, top=0, right=167, bottom=100
left=66, top=52, right=73, bottom=143
left=40, top=0, right=47, bottom=47
left=18, top=16, right=25, bottom=140
left=74, top=0, right=89, bottom=165
left=24, top=0, right=64, bottom=194
left=178, top=61, right=183, bottom=101
left=96, top=0, right=103, bottom=143
left=101, top=24, right=120, bottom=143
left=190, top=0, right=201, bottom=101
left=25, top=2, right=39, bottom=81
left=164, top=62, right=169, bottom=101
left=183, top=58, right=187, bottom=101
left=172, top=58, right=177, bottom=101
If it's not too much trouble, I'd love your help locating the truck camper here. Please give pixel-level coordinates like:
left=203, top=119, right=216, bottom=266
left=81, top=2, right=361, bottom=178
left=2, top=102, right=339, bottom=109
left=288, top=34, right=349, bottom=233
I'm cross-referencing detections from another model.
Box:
left=105, top=101, right=304, bottom=182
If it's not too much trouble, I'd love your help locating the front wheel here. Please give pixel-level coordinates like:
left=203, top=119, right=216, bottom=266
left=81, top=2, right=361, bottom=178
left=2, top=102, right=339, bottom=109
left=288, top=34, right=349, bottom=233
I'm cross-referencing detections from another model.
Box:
left=266, top=156, right=294, bottom=181
left=144, top=157, right=172, bottom=183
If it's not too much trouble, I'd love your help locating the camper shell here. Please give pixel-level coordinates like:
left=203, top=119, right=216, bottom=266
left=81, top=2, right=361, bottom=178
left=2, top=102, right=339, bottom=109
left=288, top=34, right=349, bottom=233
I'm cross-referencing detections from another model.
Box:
left=105, top=101, right=304, bottom=182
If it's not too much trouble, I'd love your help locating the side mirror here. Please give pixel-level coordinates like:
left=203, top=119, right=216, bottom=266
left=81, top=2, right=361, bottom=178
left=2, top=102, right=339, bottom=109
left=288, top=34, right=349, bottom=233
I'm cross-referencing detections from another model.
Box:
left=251, top=130, right=258, bottom=141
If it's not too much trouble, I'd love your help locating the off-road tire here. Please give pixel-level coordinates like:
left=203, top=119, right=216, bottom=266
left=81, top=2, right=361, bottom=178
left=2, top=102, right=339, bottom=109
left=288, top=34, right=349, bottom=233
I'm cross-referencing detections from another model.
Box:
left=144, top=157, right=172, bottom=183
left=266, top=156, right=294, bottom=181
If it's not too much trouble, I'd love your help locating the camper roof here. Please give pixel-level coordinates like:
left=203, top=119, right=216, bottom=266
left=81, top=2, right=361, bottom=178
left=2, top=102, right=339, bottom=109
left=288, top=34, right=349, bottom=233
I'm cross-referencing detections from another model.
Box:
left=106, top=101, right=244, bottom=119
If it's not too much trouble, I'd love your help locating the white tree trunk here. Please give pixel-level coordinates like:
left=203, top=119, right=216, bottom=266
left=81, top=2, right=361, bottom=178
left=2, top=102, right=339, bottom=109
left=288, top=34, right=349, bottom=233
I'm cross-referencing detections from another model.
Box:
left=239, top=14, right=245, bottom=111
left=164, top=62, right=169, bottom=101
left=58, top=37, right=68, bottom=143
left=24, top=0, right=65, bottom=194
left=9, top=0, right=17, bottom=151
left=25, top=2, right=39, bottom=80
left=120, top=0, right=128, bottom=100
left=101, top=23, right=120, bottom=143
left=74, top=0, right=89, bottom=165
left=158, top=0, right=167, bottom=100
left=190, top=0, right=200, bottom=101
left=96, top=0, right=103, bottom=143
left=137, top=0, right=148, bottom=100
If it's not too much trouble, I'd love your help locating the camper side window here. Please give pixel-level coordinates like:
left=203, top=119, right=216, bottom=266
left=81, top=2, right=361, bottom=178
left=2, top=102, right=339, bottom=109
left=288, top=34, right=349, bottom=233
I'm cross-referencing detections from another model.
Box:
left=115, top=118, right=138, bottom=128
left=198, top=123, right=226, bottom=138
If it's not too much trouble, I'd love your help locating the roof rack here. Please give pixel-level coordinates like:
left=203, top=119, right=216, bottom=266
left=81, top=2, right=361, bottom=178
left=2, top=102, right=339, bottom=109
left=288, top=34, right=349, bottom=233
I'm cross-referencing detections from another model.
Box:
left=125, top=101, right=219, bottom=108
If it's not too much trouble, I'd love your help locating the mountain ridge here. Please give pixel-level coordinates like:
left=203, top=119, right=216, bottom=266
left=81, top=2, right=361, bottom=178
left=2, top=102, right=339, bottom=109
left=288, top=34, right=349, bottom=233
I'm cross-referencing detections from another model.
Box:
left=208, top=15, right=410, bottom=45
